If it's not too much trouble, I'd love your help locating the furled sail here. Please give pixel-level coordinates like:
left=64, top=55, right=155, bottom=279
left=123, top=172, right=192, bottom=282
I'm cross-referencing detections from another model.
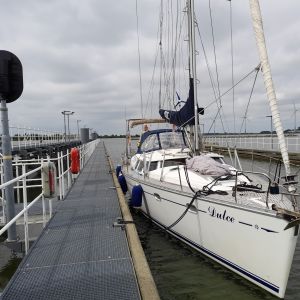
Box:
left=249, top=0, right=291, bottom=178
left=159, top=78, right=203, bottom=127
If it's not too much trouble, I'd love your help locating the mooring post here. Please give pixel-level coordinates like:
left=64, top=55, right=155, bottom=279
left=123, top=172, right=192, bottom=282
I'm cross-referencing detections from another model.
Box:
left=0, top=98, right=17, bottom=241
left=0, top=50, right=23, bottom=241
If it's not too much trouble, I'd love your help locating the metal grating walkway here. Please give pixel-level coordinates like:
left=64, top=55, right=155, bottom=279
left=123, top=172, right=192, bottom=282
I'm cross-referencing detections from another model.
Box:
left=1, top=143, right=141, bottom=300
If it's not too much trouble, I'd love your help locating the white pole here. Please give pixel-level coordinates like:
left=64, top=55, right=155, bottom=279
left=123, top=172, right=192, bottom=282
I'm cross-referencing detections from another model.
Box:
left=57, top=151, right=62, bottom=200
left=67, top=149, right=71, bottom=188
left=22, top=164, right=29, bottom=254
left=61, top=151, right=65, bottom=198
left=42, top=195, right=46, bottom=228
left=16, top=160, right=20, bottom=204
left=18, top=126, right=21, bottom=149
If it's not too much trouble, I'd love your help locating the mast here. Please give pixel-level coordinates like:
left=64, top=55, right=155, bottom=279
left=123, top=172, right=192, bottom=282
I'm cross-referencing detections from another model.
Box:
left=249, top=0, right=291, bottom=177
left=187, top=0, right=201, bottom=153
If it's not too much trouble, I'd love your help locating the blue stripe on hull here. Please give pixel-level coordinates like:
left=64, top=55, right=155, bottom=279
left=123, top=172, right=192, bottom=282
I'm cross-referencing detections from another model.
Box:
left=146, top=213, right=279, bottom=294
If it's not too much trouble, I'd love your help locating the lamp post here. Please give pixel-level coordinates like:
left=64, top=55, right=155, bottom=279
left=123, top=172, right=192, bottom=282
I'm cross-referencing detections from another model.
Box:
left=77, top=120, right=81, bottom=140
left=241, top=116, right=248, bottom=134
left=90, top=128, right=93, bottom=140
left=61, top=111, right=74, bottom=142
left=266, top=115, right=273, bottom=149
left=0, top=97, right=17, bottom=240
left=293, top=102, right=298, bottom=133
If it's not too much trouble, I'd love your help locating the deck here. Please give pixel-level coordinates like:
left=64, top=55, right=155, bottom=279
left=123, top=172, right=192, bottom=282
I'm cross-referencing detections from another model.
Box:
left=0, top=143, right=142, bottom=300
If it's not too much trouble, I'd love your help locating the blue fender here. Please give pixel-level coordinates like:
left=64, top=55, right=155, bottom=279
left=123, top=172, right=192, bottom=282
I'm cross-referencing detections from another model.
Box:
left=118, top=174, right=128, bottom=194
left=130, top=185, right=143, bottom=207
left=116, top=165, right=122, bottom=177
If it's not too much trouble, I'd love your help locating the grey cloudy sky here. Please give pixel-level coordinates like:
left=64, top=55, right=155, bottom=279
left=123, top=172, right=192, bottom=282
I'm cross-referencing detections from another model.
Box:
left=0, top=0, right=299, bottom=135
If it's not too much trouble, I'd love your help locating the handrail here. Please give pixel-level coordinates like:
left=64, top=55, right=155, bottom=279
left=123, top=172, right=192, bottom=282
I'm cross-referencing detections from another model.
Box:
left=0, top=166, right=42, bottom=190
left=0, top=139, right=100, bottom=254
left=0, top=193, right=43, bottom=237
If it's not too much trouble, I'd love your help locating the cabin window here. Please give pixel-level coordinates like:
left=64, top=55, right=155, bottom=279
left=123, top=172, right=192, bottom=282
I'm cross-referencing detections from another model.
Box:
left=140, top=134, right=160, bottom=152
left=148, top=161, right=158, bottom=171
left=159, top=132, right=186, bottom=149
left=136, top=160, right=144, bottom=172
left=212, top=157, right=224, bottom=164
left=131, top=156, right=139, bottom=170
left=163, top=158, right=186, bottom=167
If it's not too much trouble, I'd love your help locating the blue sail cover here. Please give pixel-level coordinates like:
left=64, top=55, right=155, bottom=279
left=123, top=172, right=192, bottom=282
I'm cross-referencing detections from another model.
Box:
left=159, top=78, right=195, bottom=127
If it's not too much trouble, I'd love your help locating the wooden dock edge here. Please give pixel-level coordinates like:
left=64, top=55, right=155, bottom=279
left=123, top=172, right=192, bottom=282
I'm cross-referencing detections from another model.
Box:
left=106, top=154, right=160, bottom=300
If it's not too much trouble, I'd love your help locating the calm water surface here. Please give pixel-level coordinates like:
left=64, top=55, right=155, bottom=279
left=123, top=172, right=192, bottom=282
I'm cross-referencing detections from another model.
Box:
left=0, top=138, right=299, bottom=298
left=104, top=138, right=300, bottom=300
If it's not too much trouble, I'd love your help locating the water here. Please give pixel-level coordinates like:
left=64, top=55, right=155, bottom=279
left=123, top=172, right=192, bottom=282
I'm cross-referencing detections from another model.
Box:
left=0, top=235, right=23, bottom=293
left=0, top=138, right=299, bottom=297
left=104, top=138, right=300, bottom=300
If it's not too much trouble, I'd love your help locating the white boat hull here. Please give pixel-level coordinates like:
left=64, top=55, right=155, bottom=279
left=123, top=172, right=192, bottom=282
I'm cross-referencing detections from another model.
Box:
left=125, top=172, right=298, bottom=298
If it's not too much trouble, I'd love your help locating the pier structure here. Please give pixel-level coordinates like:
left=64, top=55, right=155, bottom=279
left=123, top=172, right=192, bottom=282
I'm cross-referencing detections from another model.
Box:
left=0, top=141, right=159, bottom=300
left=1, top=124, right=97, bottom=160
left=204, top=133, right=300, bottom=163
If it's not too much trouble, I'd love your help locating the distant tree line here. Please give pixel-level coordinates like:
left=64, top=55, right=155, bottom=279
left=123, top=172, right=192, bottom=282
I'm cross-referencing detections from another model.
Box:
left=97, top=130, right=300, bottom=138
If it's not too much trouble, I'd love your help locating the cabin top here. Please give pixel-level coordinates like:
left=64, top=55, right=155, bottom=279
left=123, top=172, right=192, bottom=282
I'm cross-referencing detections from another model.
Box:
left=137, top=129, right=187, bottom=153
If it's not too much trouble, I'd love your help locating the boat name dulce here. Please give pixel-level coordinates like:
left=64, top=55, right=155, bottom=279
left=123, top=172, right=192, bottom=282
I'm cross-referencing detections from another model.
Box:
left=208, top=207, right=235, bottom=223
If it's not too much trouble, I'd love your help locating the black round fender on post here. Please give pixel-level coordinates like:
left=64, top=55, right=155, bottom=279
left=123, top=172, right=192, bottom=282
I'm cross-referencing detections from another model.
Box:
left=0, top=50, right=23, bottom=102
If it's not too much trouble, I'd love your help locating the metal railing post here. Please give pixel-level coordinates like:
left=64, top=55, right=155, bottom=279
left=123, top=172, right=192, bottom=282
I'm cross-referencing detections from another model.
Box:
left=0, top=162, right=5, bottom=223
left=17, top=126, right=21, bottom=150
left=67, top=149, right=71, bottom=188
left=42, top=194, right=46, bottom=228
left=41, top=158, right=46, bottom=227
left=49, top=198, right=53, bottom=219
left=15, top=160, right=20, bottom=204
left=22, top=164, right=29, bottom=254
left=61, top=151, right=65, bottom=199
left=57, top=151, right=62, bottom=200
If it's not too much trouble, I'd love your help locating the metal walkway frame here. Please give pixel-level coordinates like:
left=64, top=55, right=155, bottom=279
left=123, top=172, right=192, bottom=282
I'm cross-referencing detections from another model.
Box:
left=1, top=143, right=141, bottom=299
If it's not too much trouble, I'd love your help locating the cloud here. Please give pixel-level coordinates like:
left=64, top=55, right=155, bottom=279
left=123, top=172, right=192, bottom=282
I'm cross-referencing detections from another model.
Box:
left=0, top=0, right=299, bottom=135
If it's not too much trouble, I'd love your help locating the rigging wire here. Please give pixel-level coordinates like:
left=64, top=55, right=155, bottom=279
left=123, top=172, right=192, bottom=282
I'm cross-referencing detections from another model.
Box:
left=205, top=66, right=260, bottom=111
left=174, top=65, right=260, bottom=132
left=195, top=3, right=229, bottom=136
left=195, top=21, right=218, bottom=102
left=170, top=0, right=184, bottom=109
left=144, top=46, right=160, bottom=118
left=208, top=0, right=222, bottom=106
left=159, top=0, right=163, bottom=109
left=203, top=66, right=260, bottom=136
left=135, top=0, right=144, bottom=118
left=171, top=0, right=180, bottom=107
left=160, top=0, right=186, bottom=112
left=228, top=0, right=236, bottom=133
left=239, top=65, right=260, bottom=135
left=208, top=0, right=229, bottom=134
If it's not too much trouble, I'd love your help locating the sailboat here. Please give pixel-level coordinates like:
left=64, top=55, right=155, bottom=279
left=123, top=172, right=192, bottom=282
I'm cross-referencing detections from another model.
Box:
left=121, top=0, right=299, bottom=298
